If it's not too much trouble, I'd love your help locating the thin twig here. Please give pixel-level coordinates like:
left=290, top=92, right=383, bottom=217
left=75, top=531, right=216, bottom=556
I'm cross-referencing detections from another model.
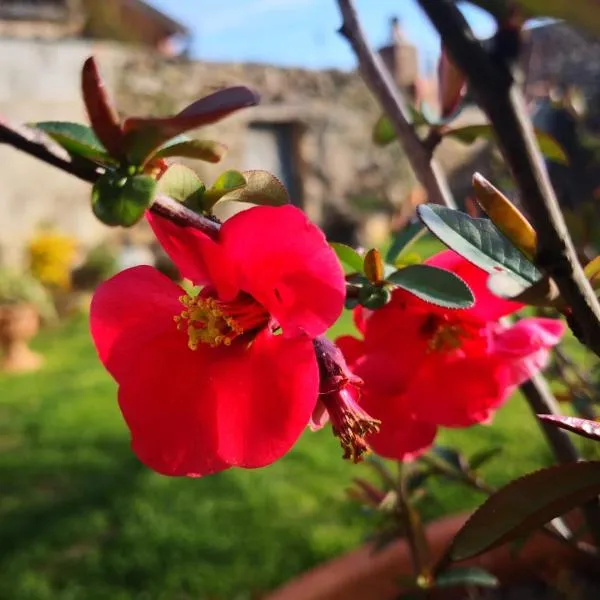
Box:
left=416, top=0, right=600, bottom=359
left=0, top=121, right=220, bottom=238
left=335, top=0, right=456, bottom=209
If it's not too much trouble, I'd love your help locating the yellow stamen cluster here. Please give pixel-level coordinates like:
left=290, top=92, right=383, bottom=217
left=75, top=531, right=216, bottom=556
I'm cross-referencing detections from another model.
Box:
left=174, top=295, right=244, bottom=350
left=420, top=315, right=472, bottom=353
left=428, top=322, right=468, bottom=353
left=334, top=415, right=380, bottom=464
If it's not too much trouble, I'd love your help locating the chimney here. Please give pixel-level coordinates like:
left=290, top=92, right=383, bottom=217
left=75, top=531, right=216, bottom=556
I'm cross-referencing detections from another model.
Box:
left=390, top=16, right=405, bottom=46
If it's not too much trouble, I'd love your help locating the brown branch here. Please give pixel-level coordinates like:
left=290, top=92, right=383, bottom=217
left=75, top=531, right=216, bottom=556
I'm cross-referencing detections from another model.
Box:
left=416, top=0, right=600, bottom=359
left=333, top=0, right=600, bottom=548
left=416, top=0, right=600, bottom=549
left=0, top=121, right=220, bottom=239
left=335, top=0, right=456, bottom=209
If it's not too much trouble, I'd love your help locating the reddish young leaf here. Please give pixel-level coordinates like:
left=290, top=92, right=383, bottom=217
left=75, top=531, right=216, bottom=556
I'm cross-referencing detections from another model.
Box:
left=438, top=45, right=466, bottom=119
left=81, top=56, right=124, bottom=158
left=538, top=414, right=600, bottom=442
left=123, top=86, right=260, bottom=166
left=450, top=461, right=600, bottom=561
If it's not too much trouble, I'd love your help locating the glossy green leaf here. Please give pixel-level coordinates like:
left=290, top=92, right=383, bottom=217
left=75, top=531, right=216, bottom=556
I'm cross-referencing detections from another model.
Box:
left=123, top=86, right=259, bottom=166
left=435, top=567, right=498, bottom=589
left=386, top=263, right=475, bottom=308
left=153, top=139, right=227, bottom=163
left=443, top=124, right=568, bottom=164
left=417, top=204, right=540, bottom=287
left=30, top=121, right=113, bottom=163
left=386, top=222, right=426, bottom=263
left=217, top=170, right=290, bottom=207
left=91, top=172, right=157, bottom=227
left=516, top=0, right=600, bottom=36
left=538, top=415, right=600, bottom=442
left=157, top=164, right=205, bottom=203
left=330, top=243, right=364, bottom=274
left=202, top=170, right=247, bottom=208
left=430, top=446, right=466, bottom=472
left=450, top=461, right=600, bottom=561
left=469, top=447, right=502, bottom=470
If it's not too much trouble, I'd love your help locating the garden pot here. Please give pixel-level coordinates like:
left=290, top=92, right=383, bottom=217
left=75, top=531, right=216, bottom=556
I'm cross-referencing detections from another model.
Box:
left=265, top=511, right=594, bottom=600
left=0, top=303, right=43, bottom=373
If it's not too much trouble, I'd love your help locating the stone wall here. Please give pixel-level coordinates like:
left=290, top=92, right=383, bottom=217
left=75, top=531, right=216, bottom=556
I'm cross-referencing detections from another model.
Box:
left=0, top=38, right=414, bottom=265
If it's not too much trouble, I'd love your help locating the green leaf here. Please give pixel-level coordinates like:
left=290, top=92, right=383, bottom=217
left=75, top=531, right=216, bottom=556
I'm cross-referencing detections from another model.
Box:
left=373, top=114, right=395, bottom=146
left=429, top=446, right=466, bottom=472
left=157, top=164, right=205, bottom=203
left=417, top=204, right=540, bottom=287
left=91, top=172, right=157, bottom=227
left=330, top=243, right=364, bottom=274
left=372, top=108, right=428, bottom=147
left=386, top=264, right=475, bottom=308
left=202, top=170, right=247, bottom=208
left=435, top=567, right=498, bottom=589
left=153, top=139, right=228, bottom=163
left=30, top=121, right=113, bottom=163
left=469, top=447, right=502, bottom=470
left=443, top=124, right=568, bottom=164
left=216, top=170, right=290, bottom=207
left=516, top=0, right=600, bottom=36
left=123, top=86, right=259, bottom=166
left=386, top=222, right=426, bottom=263
left=449, top=461, right=600, bottom=561
left=538, top=415, right=600, bottom=442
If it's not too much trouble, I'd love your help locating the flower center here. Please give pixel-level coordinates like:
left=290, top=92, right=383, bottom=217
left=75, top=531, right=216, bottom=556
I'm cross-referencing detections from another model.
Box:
left=420, top=314, right=472, bottom=353
left=174, top=292, right=270, bottom=350
left=323, top=386, right=380, bottom=464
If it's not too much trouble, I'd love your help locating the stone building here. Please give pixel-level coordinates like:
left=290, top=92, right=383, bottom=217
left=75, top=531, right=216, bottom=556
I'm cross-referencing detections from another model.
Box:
left=0, top=9, right=597, bottom=265
left=0, top=0, right=190, bottom=55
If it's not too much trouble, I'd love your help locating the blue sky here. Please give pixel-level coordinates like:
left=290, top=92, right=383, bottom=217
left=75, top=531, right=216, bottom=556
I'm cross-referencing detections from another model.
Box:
left=147, top=0, right=496, bottom=72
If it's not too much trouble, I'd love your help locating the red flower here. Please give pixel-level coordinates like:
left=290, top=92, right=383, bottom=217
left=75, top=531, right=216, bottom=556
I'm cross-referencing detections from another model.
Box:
left=90, top=205, right=345, bottom=476
left=337, top=250, right=565, bottom=462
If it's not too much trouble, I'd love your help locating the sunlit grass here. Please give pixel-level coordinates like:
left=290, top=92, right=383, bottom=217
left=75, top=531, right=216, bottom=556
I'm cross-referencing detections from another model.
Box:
left=0, top=296, right=556, bottom=599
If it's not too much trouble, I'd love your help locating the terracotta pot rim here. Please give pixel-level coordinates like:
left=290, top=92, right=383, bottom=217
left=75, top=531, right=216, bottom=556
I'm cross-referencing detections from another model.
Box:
left=265, top=510, right=592, bottom=600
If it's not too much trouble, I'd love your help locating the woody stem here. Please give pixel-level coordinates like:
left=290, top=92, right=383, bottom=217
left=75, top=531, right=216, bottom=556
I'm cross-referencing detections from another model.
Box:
left=0, top=121, right=220, bottom=239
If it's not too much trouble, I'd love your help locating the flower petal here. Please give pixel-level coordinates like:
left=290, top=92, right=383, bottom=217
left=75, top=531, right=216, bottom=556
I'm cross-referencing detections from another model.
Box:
left=335, top=335, right=364, bottom=368
left=146, top=212, right=239, bottom=298
left=356, top=304, right=431, bottom=394
left=360, top=389, right=437, bottom=462
left=490, top=317, right=565, bottom=386
left=220, top=205, right=345, bottom=337
left=90, top=265, right=183, bottom=382
left=408, top=354, right=511, bottom=427
left=117, top=327, right=317, bottom=476
left=212, top=329, right=319, bottom=467
left=117, top=329, right=231, bottom=477
left=426, top=250, right=522, bottom=322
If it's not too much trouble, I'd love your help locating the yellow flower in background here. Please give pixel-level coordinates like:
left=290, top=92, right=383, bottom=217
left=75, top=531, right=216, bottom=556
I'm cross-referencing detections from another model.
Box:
left=28, top=230, right=77, bottom=291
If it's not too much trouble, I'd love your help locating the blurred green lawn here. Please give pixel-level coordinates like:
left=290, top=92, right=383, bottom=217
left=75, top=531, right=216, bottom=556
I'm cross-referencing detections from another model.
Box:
left=0, top=308, right=559, bottom=600
left=0, top=233, right=569, bottom=600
